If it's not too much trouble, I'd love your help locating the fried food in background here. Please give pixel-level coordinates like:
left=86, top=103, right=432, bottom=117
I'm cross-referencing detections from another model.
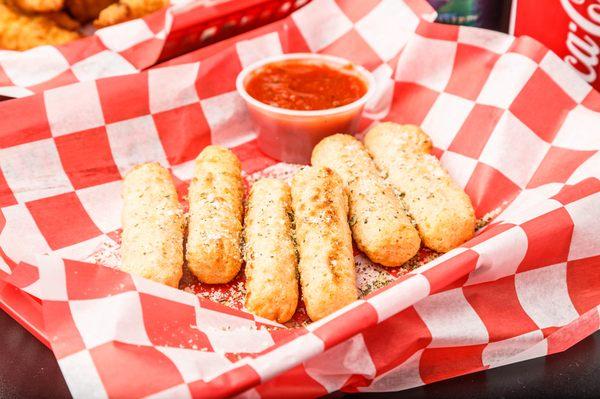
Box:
left=12, top=0, right=63, bottom=12
left=121, top=162, right=185, bottom=288
left=46, top=10, right=80, bottom=29
left=291, top=166, right=358, bottom=321
left=0, top=0, right=169, bottom=50
left=66, top=0, right=115, bottom=23
left=312, top=134, right=421, bottom=267
left=94, top=0, right=168, bottom=28
left=186, top=146, right=244, bottom=284
left=244, top=178, right=298, bottom=323
left=0, top=3, right=80, bottom=50
left=365, top=123, right=476, bottom=253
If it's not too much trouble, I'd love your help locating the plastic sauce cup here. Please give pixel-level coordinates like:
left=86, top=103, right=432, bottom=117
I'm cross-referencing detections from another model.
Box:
left=236, top=53, right=375, bottom=164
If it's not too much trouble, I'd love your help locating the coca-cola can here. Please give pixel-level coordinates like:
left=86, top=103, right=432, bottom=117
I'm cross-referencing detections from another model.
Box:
left=511, top=0, right=600, bottom=90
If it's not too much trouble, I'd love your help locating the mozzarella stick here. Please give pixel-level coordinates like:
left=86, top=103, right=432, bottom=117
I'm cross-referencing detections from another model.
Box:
left=364, top=124, right=475, bottom=253
left=121, top=162, right=184, bottom=287
left=365, top=122, right=432, bottom=154
left=244, top=178, right=298, bottom=323
left=186, top=146, right=244, bottom=284
left=311, top=134, right=420, bottom=266
left=291, top=166, right=357, bottom=321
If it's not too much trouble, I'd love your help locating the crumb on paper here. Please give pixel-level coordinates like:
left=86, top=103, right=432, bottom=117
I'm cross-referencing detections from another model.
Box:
left=354, top=247, right=444, bottom=298
left=403, top=249, right=440, bottom=273
left=184, top=277, right=247, bottom=311
left=85, top=237, right=121, bottom=269
left=476, top=204, right=504, bottom=231
left=245, top=162, right=304, bottom=186
left=355, top=254, right=395, bottom=298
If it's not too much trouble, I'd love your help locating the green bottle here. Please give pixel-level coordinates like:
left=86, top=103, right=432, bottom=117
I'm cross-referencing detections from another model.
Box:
left=428, top=0, right=511, bottom=31
left=436, top=0, right=478, bottom=26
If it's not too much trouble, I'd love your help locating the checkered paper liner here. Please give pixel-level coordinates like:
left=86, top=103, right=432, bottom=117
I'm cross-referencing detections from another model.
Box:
left=1, top=0, right=600, bottom=397
left=0, top=0, right=307, bottom=99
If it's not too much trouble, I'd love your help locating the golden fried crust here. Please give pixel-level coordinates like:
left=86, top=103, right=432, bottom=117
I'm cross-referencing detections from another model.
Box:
left=364, top=123, right=476, bottom=253
left=66, top=0, right=115, bottom=23
left=186, top=146, right=244, bottom=284
left=94, top=0, right=168, bottom=28
left=46, top=11, right=81, bottom=30
left=365, top=123, right=432, bottom=154
left=0, top=4, right=80, bottom=50
left=291, top=166, right=357, bottom=321
left=312, top=134, right=420, bottom=266
left=121, top=162, right=184, bottom=287
left=244, top=178, right=298, bottom=323
left=12, top=0, right=63, bottom=13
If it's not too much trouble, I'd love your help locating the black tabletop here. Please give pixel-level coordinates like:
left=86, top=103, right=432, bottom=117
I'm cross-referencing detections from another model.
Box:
left=0, top=309, right=598, bottom=399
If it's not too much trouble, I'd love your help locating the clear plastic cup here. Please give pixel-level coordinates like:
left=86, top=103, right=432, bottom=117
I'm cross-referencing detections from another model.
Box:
left=236, top=53, right=375, bottom=164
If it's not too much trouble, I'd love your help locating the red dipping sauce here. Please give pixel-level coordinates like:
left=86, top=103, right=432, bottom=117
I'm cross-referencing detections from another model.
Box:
left=237, top=54, right=374, bottom=164
left=245, top=61, right=368, bottom=111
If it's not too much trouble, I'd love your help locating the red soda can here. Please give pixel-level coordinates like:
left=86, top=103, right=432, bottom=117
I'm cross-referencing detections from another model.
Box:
left=511, top=0, right=600, bottom=90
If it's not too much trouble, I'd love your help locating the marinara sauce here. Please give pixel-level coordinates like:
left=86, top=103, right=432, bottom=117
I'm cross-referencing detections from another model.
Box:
left=245, top=61, right=368, bottom=111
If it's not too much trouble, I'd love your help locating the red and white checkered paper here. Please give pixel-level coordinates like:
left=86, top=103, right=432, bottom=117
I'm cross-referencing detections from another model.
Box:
left=0, top=0, right=307, bottom=99
left=1, top=0, right=600, bottom=397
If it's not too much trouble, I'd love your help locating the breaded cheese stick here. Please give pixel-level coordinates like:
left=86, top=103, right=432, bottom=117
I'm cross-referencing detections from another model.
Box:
left=244, top=178, right=298, bottom=323
left=364, top=124, right=475, bottom=253
left=186, top=146, right=244, bottom=284
left=365, top=122, right=432, bottom=154
left=311, top=134, right=420, bottom=266
left=291, top=166, right=357, bottom=321
left=121, top=162, right=184, bottom=287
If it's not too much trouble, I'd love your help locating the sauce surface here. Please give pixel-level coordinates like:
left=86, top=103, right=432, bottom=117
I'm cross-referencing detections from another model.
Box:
left=245, top=61, right=367, bottom=111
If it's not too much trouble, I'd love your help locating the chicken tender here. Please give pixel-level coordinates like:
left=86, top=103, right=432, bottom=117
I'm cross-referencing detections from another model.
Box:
left=121, top=162, right=184, bottom=287
left=291, top=166, right=357, bottom=321
left=364, top=123, right=475, bottom=252
left=0, top=3, right=80, bottom=50
left=66, top=0, right=115, bottom=23
left=12, top=0, right=63, bottom=13
left=46, top=11, right=81, bottom=30
left=186, top=146, right=244, bottom=284
left=244, top=178, right=298, bottom=323
left=312, top=134, right=420, bottom=266
left=94, top=0, right=168, bottom=28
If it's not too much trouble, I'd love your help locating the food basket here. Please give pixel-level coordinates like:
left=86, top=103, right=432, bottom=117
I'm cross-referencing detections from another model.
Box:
left=0, top=0, right=599, bottom=397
